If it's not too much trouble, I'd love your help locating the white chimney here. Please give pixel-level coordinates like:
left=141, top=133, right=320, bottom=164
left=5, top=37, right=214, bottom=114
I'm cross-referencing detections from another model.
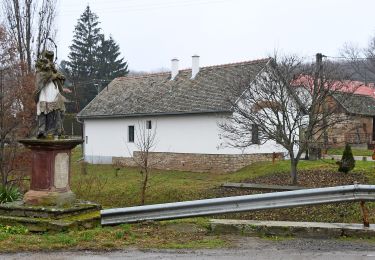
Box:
left=191, top=55, right=200, bottom=79
left=171, top=58, right=179, bottom=80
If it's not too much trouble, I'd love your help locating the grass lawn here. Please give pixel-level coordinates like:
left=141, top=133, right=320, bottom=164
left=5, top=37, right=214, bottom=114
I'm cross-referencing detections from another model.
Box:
left=0, top=147, right=373, bottom=252
left=71, top=148, right=371, bottom=208
left=0, top=218, right=228, bottom=252
left=70, top=146, right=375, bottom=208
left=327, top=147, right=375, bottom=157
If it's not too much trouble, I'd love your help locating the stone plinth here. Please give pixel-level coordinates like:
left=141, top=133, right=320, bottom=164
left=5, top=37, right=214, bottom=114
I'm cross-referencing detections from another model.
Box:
left=19, top=138, right=83, bottom=207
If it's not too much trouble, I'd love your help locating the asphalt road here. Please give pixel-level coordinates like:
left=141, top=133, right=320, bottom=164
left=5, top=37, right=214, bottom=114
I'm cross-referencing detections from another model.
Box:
left=2, top=237, right=375, bottom=260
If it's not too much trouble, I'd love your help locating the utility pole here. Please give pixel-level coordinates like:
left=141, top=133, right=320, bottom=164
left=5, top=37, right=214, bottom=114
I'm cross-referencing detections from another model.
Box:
left=316, top=53, right=329, bottom=150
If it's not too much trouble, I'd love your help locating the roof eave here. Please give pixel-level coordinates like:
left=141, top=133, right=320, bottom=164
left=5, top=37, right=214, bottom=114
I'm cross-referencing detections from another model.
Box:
left=77, top=110, right=232, bottom=120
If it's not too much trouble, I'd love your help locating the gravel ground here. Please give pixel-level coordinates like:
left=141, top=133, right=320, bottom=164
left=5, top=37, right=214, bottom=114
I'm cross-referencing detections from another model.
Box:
left=2, top=237, right=375, bottom=259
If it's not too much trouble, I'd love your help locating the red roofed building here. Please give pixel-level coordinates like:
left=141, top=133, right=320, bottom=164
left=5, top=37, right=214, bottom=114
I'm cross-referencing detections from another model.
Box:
left=294, top=76, right=375, bottom=149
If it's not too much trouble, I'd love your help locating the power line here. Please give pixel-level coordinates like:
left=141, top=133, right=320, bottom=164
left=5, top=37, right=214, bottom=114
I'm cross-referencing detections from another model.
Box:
left=325, top=55, right=375, bottom=61
left=60, top=0, right=231, bottom=14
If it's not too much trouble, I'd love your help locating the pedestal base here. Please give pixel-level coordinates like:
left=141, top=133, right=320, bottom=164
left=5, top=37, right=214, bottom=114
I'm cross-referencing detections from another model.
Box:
left=23, top=190, right=76, bottom=207
left=0, top=200, right=101, bottom=232
left=19, top=138, right=83, bottom=207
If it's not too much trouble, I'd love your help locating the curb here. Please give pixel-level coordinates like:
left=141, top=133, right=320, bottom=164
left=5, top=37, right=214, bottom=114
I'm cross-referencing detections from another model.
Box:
left=210, top=219, right=375, bottom=239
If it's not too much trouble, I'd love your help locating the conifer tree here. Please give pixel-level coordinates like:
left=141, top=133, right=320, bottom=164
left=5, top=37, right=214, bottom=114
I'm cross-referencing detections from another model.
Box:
left=96, top=35, right=129, bottom=91
left=66, top=5, right=129, bottom=109
left=67, top=5, right=102, bottom=108
left=338, top=144, right=355, bottom=173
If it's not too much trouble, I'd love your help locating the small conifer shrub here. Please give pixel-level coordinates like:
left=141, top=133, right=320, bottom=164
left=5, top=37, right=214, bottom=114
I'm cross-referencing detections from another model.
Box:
left=338, top=144, right=355, bottom=173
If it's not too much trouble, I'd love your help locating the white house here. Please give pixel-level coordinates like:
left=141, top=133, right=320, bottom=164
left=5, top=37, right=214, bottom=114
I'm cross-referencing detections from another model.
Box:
left=77, top=56, right=287, bottom=173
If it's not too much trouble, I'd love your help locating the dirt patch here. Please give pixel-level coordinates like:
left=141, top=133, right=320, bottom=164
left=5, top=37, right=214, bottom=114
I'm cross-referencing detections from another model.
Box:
left=211, top=169, right=371, bottom=223
left=245, top=169, right=368, bottom=188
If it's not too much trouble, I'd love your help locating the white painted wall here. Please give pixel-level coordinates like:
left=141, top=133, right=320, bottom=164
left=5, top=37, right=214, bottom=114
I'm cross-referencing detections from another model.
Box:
left=83, top=113, right=287, bottom=164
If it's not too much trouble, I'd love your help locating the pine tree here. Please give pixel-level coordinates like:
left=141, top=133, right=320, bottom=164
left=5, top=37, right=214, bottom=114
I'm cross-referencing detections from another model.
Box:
left=67, top=5, right=102, bottom=109
left=96, top=35, right=129, bottom=91
left=66, top=6, right=129, bottom=109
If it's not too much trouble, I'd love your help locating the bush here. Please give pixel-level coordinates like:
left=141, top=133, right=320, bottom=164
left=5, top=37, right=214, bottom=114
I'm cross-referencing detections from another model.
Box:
left=0, top=185, right=21, bottom=203
left=0, top=224, right=28, bottom=234
left=338, top=144, right=355, bottom=173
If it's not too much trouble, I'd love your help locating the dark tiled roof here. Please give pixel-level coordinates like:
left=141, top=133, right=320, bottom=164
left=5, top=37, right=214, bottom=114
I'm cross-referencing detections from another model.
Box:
left=333, top=92, right=375, bottom=116
left=77, top=59, right=270, bottom=118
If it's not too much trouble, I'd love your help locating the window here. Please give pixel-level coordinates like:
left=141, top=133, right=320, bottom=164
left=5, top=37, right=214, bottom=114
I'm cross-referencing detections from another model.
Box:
left=128, top=125, right=134, bottom=142
left=146, top=120, right=152, bottom=130
left=85, top=136, right=88, bottom=144
left=251, top=124, right=260, bottom=144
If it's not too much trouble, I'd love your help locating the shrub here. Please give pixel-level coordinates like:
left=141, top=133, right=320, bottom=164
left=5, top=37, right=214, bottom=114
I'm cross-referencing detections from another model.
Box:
left=0, top=224, right=28, bottom=234
left=338, top=144, right=355, bottom=173
left=0, top=185, right=21, bottom=203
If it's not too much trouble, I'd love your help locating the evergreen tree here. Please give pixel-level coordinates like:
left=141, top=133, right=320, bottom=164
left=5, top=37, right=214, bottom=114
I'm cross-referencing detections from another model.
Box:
left=96, top=35, right=129, bottom=91
left=67, top=5, right=102, bottom=109
left=338, top=144, right=355, bottom=173
left=66, top=5, right=129, bottom=109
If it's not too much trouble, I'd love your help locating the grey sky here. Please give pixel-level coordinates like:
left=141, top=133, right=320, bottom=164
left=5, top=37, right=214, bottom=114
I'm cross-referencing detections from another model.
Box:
left=57, top=0, right=375, bottom=72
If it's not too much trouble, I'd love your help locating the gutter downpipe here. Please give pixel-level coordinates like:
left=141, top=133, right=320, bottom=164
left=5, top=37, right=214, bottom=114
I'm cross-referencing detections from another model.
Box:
left=76, top=116, right=85, bottom=162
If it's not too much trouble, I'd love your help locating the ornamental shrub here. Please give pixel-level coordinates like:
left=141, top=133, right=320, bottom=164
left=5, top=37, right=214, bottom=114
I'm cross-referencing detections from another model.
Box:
left=0, top=185, right=21, bottom=203
left=338, top=144, right=355, bottom=173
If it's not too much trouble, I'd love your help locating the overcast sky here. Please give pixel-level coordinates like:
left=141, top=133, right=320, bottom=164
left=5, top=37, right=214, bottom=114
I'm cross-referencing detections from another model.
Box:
left=56, top=0, right=375, bottom=72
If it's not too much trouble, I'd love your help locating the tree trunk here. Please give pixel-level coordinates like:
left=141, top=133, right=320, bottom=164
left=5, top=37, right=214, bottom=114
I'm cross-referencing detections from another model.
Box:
left=25, top=0, right=32, bottom=72
left=12, top=0, right=25, bottom=66
left=290, top=160, right=298, bottom=185
left=0, top=70, right=5, bottom=187
left=140, top=169, right=148, bottom=205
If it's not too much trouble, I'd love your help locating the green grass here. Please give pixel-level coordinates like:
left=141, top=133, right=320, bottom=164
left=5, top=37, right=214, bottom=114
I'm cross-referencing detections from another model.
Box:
left=1, top=147, right=373, bottom=252
left=327, top=148, right=374, bottom=157
left=0, top=221, right=229, bottom=252
left=70, top=148, right=374, bottom=208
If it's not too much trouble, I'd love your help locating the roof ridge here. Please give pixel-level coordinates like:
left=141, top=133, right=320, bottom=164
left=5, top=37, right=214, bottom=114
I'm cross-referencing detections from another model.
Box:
left=116, top=71, right=170, bottom=80
left=115, top=58, right=270, bottom=81
left=180, top=58, right=270, bottom=72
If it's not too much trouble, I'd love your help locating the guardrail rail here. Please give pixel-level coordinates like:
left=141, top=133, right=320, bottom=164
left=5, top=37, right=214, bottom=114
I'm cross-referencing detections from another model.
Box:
left=101, top=184, right=375, bottom=226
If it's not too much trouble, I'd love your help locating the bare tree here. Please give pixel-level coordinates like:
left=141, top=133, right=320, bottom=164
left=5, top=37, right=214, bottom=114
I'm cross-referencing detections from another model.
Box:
left=220, top=54, right=354, bottom=184
left=340, top=32, right=375, bottom=83
left=130, top=121, right=158, bottom=205
left=0, top=25, right=35, bottom=187
left=35, top=0, right=57, bottom=58
left=2, top=0, right=57, bottom=72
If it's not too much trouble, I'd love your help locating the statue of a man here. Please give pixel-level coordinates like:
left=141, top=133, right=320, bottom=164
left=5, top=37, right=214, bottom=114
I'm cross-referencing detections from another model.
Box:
left=34, top=50, right=66, bottom=138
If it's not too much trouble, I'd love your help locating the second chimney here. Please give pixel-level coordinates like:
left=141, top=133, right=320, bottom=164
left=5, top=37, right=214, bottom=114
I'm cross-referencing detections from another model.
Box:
left=191, top=55, right=200, bottom=79
left=171, top=58, right=179, bottom=80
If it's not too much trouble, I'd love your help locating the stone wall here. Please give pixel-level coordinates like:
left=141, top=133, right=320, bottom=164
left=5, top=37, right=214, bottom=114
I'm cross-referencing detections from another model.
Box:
left=324, top=114, right=374, bottom=148
left=113, top=152, right=283, bottom=173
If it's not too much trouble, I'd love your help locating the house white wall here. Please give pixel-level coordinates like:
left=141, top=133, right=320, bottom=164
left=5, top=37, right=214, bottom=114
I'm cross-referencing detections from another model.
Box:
left=83, top=113, right=287, bottom=164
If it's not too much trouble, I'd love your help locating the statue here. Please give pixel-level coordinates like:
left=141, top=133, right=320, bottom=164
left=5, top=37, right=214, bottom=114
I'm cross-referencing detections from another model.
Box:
left=34, top=50, right=66, bottom=138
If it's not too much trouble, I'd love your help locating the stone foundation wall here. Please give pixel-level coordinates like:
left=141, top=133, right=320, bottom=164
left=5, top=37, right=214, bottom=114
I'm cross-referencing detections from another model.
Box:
left=113, top=152, right=283, bottom=173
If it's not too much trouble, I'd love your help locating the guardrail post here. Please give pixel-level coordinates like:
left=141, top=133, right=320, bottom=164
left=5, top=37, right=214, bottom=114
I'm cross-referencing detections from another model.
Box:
left=360, top=201, right=370, bottom=228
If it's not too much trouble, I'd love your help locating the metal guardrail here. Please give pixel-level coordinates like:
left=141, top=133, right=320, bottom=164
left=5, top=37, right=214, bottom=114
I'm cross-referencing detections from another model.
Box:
left=101, top=184, right=375, bottom=226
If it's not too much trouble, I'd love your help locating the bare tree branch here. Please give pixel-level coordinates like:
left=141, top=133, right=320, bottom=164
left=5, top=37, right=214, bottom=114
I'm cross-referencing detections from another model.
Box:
left=219, top=53, right=356, bottom=184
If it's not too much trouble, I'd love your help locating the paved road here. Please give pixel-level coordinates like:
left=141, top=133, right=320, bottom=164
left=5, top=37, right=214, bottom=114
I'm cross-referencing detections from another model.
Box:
left=2, top=237, right=375, bottom=260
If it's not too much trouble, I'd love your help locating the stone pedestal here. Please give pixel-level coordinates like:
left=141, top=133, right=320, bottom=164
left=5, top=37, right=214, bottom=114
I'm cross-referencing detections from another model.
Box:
left=19, top=138, right=83, bottom=207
